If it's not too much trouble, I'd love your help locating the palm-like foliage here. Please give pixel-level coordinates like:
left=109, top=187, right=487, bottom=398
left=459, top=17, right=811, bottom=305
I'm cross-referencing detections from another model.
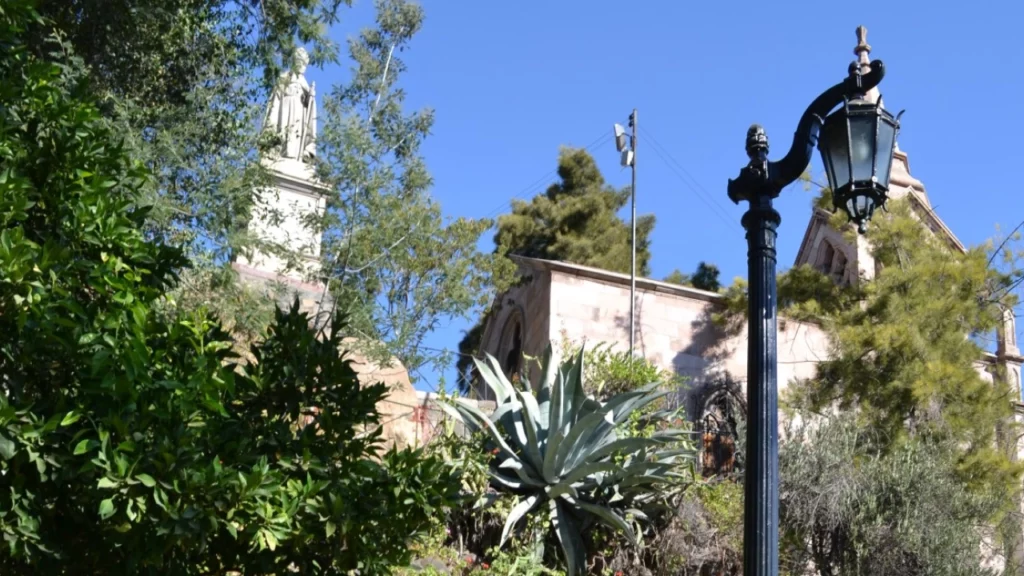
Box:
left=441, top=346, right=695, bottom=575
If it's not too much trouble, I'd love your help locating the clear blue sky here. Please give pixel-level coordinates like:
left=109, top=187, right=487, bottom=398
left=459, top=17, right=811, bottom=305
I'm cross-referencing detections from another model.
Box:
left=316, top=1, right=1024, bottom=391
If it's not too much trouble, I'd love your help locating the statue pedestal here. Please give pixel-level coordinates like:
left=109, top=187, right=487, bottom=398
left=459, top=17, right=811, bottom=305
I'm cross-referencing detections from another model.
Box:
left=233, top=156, right=332, bottom=327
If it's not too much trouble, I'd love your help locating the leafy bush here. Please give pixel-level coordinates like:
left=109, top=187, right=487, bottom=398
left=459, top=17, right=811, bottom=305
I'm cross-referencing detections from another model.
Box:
left=0, top=6, right=459, bottom=572
left=442, top=347, right=695, bottom=575
left=779, top=414, right=1005, bottom=576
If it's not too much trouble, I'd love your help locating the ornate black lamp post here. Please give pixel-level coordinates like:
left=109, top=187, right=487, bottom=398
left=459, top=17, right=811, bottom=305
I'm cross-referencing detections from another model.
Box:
left=726, top=33, right=902, bottom=576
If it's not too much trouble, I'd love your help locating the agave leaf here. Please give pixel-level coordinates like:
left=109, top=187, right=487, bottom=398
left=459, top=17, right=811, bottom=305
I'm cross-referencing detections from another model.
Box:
left=502, top=399, right=531, bottom=454
left=489, top=468, right=537, bottom=491
left=443, top=400, right=521, bottom=464
left=517, top=383, right=543, bottom=431
left=582, top=437, right=668, bottom=466
left=500, top=494, right=540, bottom=547
left=553, top=409, right=613, bottom=477
left=624, top=508, right=649, bottom=522
left=536, top=344, right=555, bottom=410
left=484, top=354, right=519, bottom=402
left=559, top=461, right=621, bottom=487
left=562, top=350, right=587, bottom=428
left=497, top=456, right=524, bottom=470
left=542, top=423, right=566, bottom=482
left=612, top=389, right=674, bottom=427
left=618, top=474, right=671, bottom=489
left=509, top=387, right=545, bottom=474
left=551, top=499, right=586, bottom=576
left=548, top=359, right=565, bottom=439
left=436, top=400, right=483, bottom=435
left=652, top=447, right=699, bottom=461
left=544, top=481, right=579, bottom=501
left=619, top=460, right=677, bottom=479
left=574, top=500, right=637, bottom=545
left=473, top=356, right=512, bottom=403
left=600, top=382, right=660, bottom=416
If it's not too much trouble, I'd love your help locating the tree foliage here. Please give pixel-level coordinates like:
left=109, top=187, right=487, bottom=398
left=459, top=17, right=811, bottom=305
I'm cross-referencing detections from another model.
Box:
left=494, top=147, right=654, bottom=276
left=0, top=8, right=458, bottom=571
left=780, top=414, right=1004, bottom=576
left=315, top=0, right=515, bottom=384
left=784, top=200, right=1022, bottom=496
left=456, top=148, right=654, bottom=393
left=712, top=195, right=1022, bottom=498
left=31, top=0, right=352, bottom=337
left=664, top=261, right=721, bottom=292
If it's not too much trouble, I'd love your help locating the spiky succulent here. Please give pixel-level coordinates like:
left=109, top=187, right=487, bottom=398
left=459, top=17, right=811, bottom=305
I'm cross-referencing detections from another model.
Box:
left=441, top=345, right=694, bottom=575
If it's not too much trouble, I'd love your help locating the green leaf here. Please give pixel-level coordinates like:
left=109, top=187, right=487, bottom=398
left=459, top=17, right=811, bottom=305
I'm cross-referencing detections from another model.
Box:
left=73, top=439, right=90, bottom=455
left=99, top=498, right=115, bottom=519
left=551, top=499, right=585, bottom=576
left=574, top=499, right=637, bottom=545
left=136, top=473, right=156, bottom=487
left=500, top=495, right=540, bottom=547
left=97, top=477, right=118, bottom=489
left=0, top=433, right=16, bottom=460
left=326, top=521, right=336, bottom=538
left=60, top=411, right=82, bottom=426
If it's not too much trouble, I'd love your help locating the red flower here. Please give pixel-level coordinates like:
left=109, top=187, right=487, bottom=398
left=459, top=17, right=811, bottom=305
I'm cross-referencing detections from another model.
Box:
left=615, top=572, right=623, bottom=576
left=491, top=448, right=500, bottom=455
left=481, top=563, right=490, bottom=570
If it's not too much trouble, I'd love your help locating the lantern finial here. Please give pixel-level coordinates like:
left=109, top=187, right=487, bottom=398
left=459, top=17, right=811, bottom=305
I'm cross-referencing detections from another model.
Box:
left=855, top=26, right=871, bottom=71
left=852, top=26, right=881, bottom=104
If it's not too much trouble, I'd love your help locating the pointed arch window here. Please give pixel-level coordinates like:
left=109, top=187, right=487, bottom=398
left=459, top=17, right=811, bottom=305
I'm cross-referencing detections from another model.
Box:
left=498, top=310, right=525, bottom=381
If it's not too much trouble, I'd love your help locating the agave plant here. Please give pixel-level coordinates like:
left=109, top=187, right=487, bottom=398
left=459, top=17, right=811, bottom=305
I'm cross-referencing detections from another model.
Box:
left=441, top=345, right=695, bottom=575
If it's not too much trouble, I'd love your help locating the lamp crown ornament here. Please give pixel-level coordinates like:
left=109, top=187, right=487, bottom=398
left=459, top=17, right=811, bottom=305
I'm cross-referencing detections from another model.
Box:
left=745, top=124, right=769, bottom=162
left=855, top=25, right=871, bottom=64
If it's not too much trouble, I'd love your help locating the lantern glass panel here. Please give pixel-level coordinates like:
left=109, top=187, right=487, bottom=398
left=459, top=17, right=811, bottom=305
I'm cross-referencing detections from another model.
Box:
left=850, top=114, right=875, bottom=183
left=875, top=118, right=898, bottom=187
left=823, top=123, right=850, bottom=190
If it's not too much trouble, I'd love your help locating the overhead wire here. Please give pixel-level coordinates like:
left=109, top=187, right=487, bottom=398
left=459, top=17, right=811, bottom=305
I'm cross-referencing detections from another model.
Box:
left=638, top=125, right=736, bottom=228
left=480, top=130, right=614, bottom=221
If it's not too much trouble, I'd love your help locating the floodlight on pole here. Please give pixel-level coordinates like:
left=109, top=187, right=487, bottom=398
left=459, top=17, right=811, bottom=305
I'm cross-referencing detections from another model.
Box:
left=612, top=112, right=638, bottom=363
left=614, top=123, right=629, bottom=152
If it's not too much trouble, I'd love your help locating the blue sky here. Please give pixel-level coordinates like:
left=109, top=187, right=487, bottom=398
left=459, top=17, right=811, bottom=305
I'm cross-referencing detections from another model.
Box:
left=316, top=1, right=1024, bottom=391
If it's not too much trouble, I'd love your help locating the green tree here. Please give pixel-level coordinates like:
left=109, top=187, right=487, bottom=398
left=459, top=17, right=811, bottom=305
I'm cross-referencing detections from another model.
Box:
left=315, top=0, right=516, bottom=384
left=494, top=147, right=654, bottom=274
left=456, top=147, right=654, bottom=392
left=780, top=414, right=1003, bottom=576
left=0, top=7, right=458, bottom=571
left=785, top=199, right=1022, bottom=497
left=664, top=261, right=721, bottom=292
left=663, top=269, right=690, bottom=286
left=32, top=0, right=351, bottom=337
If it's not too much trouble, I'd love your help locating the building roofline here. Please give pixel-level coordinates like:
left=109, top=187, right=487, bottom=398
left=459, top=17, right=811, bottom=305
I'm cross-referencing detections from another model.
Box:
left=905, top=188, right=966, bottom=254
left=510, top=255, right=725, bottom=304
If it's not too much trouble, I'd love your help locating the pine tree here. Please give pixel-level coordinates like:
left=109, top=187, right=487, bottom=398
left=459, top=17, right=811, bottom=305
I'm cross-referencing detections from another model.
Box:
left=494, top=146, right=654, bottom=274
left=787, top=199, right=1023, bottom=496
left=665, top=261, right=722, bottom=292
left=456, top=147, right=655, bottom=392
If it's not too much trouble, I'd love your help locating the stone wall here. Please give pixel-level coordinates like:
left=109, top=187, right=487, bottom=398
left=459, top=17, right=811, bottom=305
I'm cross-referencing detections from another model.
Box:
left=480, top=258, right=830, bottom=422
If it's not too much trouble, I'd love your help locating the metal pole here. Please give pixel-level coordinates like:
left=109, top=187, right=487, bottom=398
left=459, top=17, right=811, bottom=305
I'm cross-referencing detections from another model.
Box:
left=728, top=125, right=782, bottom=576
left=741, top=193, right=780, bottom=576
left=629, top=109, right=637, bottom=360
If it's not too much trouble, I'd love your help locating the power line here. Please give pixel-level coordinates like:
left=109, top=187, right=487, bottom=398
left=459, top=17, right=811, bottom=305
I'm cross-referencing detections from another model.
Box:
left=637, top=125, right=736, bottom=228
left=481, top=130, right=614, bottom=221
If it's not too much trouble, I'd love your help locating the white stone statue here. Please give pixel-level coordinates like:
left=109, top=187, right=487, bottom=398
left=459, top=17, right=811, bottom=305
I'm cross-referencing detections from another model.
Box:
left=263, top=47, right=317, bottom=161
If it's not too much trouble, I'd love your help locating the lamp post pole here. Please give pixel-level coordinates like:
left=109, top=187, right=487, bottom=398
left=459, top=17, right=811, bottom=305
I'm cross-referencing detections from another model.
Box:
left=726, top=51, right=889, bottom=576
